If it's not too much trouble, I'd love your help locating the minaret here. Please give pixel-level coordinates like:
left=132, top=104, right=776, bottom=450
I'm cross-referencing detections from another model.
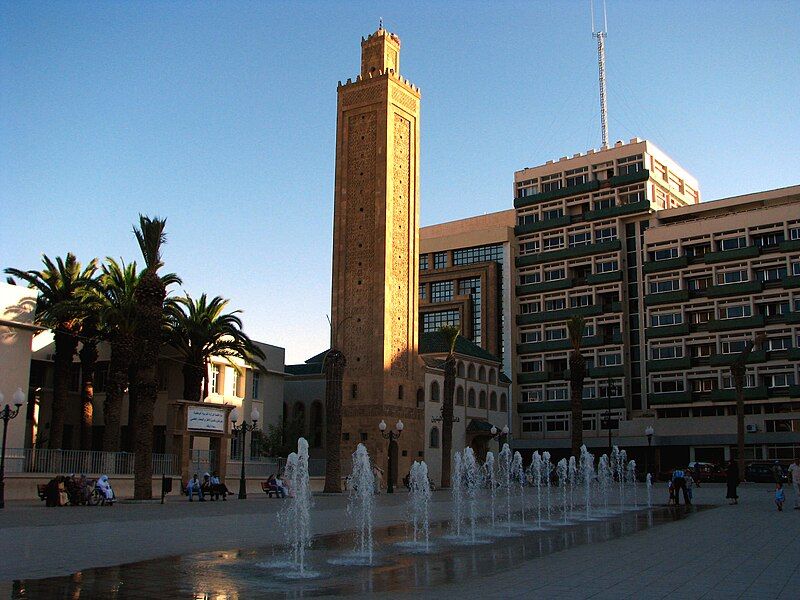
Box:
left=330, top=27, right=423, bottom=483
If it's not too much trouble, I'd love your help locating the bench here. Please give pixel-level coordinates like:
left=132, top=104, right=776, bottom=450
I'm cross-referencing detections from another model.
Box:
left=260, top=481, right=281, bottom=498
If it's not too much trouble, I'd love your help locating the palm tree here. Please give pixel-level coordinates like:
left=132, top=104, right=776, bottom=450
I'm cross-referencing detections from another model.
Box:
left=323, top=348, right=346, bottom=493
left=731, top=332, right=765, bottom=477
left=167, top=293, right=266, bottom=402
left=78, top=310, right=101, bottom=451
left=5, top=254, right=98, bottom=449
left=567, top=315, right=587, bottom=458
left=439, top=325, right=460, bottom=488
left=132, top=216, right=171, bottom=500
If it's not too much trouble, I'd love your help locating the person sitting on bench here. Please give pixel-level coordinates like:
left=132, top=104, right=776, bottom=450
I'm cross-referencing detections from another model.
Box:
left=210, top=472, right=229, bottom=500
left=187, top=473, right=204, bottom=501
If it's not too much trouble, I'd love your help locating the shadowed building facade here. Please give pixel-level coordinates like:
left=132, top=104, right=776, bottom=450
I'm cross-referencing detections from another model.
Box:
left=330, top=27, right=425, bottom=481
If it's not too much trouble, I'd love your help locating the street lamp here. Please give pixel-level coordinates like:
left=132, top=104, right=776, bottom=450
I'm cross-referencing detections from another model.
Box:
left=645, top=425, right=655, bottom=478
left=0, top=388, right=25, bottom=509
left=230, top=406, right=259, bottom=500
left=378, top=419, right=403, bottom=493
left=490, top=425, right=510, bottom=448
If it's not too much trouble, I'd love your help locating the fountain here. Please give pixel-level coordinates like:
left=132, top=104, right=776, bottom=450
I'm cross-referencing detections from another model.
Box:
left=345, top=443, right=375, bottom=564
left=580, top=445, right=595, bottom=520
left=598, top=454, right=611, bottom=515
left=499, top=444, right=513, bottom=532
left=512, top=451, right=526, bottom=527
left=646, top=472, right=652, bottom=508
left=450, top=450, right=465, bottom=538
left=484, top=452, right=497, bottom=527
left=618, top=448, right=627, bottom=508
left=463, top=448, right=480, bottom=542
left=407, top=461, right=432, bottom=551
left=532, top=451, right=543, bottom=528
left=627, top=460, right=638, bottom=509
left=281, top=438, right=313, bottom=575
left=557, top=458, right=568, bottom=524
left=542, top=451, right=552, bottom=522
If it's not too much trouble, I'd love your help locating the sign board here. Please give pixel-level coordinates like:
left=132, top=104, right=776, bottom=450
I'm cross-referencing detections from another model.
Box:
left=187, top=405, right=226, bottom=433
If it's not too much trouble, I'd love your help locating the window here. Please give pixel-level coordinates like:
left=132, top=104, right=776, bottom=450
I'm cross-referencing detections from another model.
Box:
left=649, top=279, right=680, bottom=294
left=719, top=236, right=746, bottom=251
left=721, top=340, right=748, bottom=354
left=596, top=260, right=618, bottom=273
left=756, top=267, right=787, bottom=282
left=766, top=337, right=791, bottom=351
left=478, top=366, right=486, bottom=381
left=541, top=173, right=562, bottom=193
left=689, top=344, right=713, bottom=358
left=619, top=187, right=645, bottom=204
left=722, top=374, right=755, bottom=389
left=545, top=328, right=566, bottom=341
left=251, top=372, right=260, bottom=399
left=569, top=231, right=591, bottom=247
left=429, top=381, right=440, bottom=403
left=543, top=236, right=564, bottom=251
left=720, top=304, right=751, bottom=320
left=433, top=252, right=447, bottom=269
left=459, top=277, right=482, bottom=344
left=651, top=248, right=678, bottom=262
left=582, top=416, right=595, bottom=431
left=521, top=330, right=542, bottom=343
left=479, top=390, right=487, bottom=409
left=398, top=385, right=404, bottom=399
left=429, top=427, right=440, bottom=448
left=452, top=244, right=504, bottom=266
left=521, top=360, right=543, bottom=372
left=518, top=213, right=539, bottom=226
left=687, top=276, right=712, bottom=291
left=598, top=352, right=622, bottom=366
left=545, top=268, right=566, bottom=281
left=520, top=301, right=540, bottom=314
left=500, top=393, right=508, bottom=412
left=685, top=244, right=711, bottom=258
left=468, top=388, right=476, bottom=407
left=618, top=154, right=643, bottom=175
left=546, top=386, right=568, bottom=401
left=651, top=346, right=683, bottom=360
left=582, top=324, right=596, bottom=338
left=545, top=414, right=569, bottom=431
left=565, top=167, right=588, bottom=187
left=651, top=312, right=683, bottom=327
left=545, top=298, right=566, bottom=311
left=520, top=241, right=540, bottom=255
left=211, top=365, right=220, bottom=394
left=490, top=392, right=498, bottom=411
left=419, top=254, right=429, bottom=270
left=351, top=383, right=357, bottom=398
left=717, top=270, right=748, bottom=285
left=456, top=386, right=464, bottom=405
left=422, top=310, right=459, bottom=333
left=595, top=227, right=617, bottom=242
left=652, top=378, right=685, bottom=394
left=688, top=309, right=713, bottom=324
left=570, top=295, right=591, bottom=308
left=758, top=301, right=790, bottom=317
left=593, top=196, right=614, bottom=210
left=522, top=416, right=542, bottom=432
left=543, top=208, right=564, bottom=221
left=521, top=389, right=543, bottom=403
left=790, top=227, right=800, bottom=241
left=793, top=262, right=800, bottom=276
left=419, top=284, right=426, bottom=300
left=430, top=281, right=453, bottom=303
left=520, top=272, right=541, bottom=285
left=753, top=232, right=784, bottom=248
left=768, top=373, right=795, bottom=388
left=690, top=378, right=716, bottom=392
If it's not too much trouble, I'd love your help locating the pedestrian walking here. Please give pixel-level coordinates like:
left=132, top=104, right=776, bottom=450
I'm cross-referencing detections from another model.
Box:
left=775, top=483, right=785, bottom=511
left=789, top=457, right=800, bottom=510
left=726, top=460, right=739, bottom=505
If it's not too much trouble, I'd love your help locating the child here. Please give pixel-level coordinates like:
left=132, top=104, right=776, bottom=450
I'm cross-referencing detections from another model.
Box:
left=685, top=472, right=695, bottom=504
left=775, top=483, right=785, bottom=511
left=668, top=480, right=675, bottom=505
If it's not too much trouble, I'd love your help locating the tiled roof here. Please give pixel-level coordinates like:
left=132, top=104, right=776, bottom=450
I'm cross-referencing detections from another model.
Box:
left=418, top=332, right=501, bottom=363
left=285, top=362, right=324, bottom=376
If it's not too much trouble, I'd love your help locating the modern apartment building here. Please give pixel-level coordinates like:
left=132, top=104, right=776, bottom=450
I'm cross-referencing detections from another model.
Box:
left=511, top=138, right=700, bottom=459
left=641, top=185, right=800, bottom=465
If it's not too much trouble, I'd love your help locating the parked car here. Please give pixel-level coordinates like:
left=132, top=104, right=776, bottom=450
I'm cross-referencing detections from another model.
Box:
left=687, top=462, right=727, bottom=484
left=745, top=462, right=788, bottom=483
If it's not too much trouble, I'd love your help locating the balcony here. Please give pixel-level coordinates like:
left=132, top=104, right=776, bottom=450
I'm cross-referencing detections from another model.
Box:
left=516, top=372, right=549, bottom=384
left=705, top=280, right=763, bottom=298
left=789, top=385, right=800, bottom=398
left=517, top=339, right=571, bottom=354
left=517, top=396, right=626, bottom=414
left=585, top=270, right=623, bottom=284
left=648, top=390, right=693, bottom=406
left=782, top=275, right=800, bottom=289
left=709, top=386, right=769, bottom=402
left=779, top=239, right=800, bottom=252
left=515, top=278, right=574, bottom=297
left=588, top=365, right=625, bottom=378
left=515, top=239, right=622, bottom=268
left=608, top=169, right=650, bottom=187
left=788, top=348, right=800, bottom=361
left=709, top=349, right=768, bottom=366
left=515, top=304, right=603, bottom=325
left=645, top=323, right=690, bottom=339
left=642, top=256, right=689, bottom=274
left=513, top=180, right=601, bottom=209
left=646, top=356, right=692, bottom=373
left=514, top=215, right=572, bottom=236
left=706, top=314, right=765, bottom=332
left=703, top=245, right=760, bottom=264
left=583, top=199, right=650, bottom=221
left=644, top=289, right=690, bottom=307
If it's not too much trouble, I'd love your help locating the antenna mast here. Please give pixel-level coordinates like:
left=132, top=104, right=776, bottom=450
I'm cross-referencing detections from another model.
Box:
left=591, top=0, right=609, bottom=148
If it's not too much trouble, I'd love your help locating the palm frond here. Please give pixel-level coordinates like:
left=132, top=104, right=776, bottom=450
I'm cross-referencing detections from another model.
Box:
left=133, top=215, right=167, bottom=271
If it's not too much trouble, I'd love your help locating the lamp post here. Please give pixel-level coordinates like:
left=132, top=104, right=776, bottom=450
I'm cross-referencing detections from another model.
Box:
left=490, top=425, right=510, bottom=448
left=603, top=378, right=617, bottom=456
left=0, top=388, right=25, bottom=509
left=378, top=419, right=403, bottom=493
left=645, top=425, right=654, bottom=478
left=230, top=406, right=259, bottom=500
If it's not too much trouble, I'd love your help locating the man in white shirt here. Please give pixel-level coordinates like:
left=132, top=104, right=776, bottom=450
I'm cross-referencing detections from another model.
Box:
left=789, top=458, right=800, bottom=510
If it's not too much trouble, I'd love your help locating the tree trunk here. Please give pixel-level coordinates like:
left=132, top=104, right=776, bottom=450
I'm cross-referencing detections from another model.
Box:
left=569, top=351, right=586, bottom=458
left=125, top=363, right=138, bottom=452
left=50, top=329, right=79, bottom=450
left=182, top=362, right=204, bottom=402
left=202, top=358, right=209, bottom=400
left=732, top=364, right=746, bottom=478
left=440, top=354, right=456, bottom=488
left=79, top=334, right=99, bottom=451
left=323, top=349, right=346, bottom=493
left=103, top=334, right=133, bottom=452
left=133, top=375, right=158, bottom=499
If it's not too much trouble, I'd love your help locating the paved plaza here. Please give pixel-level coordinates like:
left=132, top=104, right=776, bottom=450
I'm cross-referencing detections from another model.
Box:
left=1, top=483, right=799, bottom=598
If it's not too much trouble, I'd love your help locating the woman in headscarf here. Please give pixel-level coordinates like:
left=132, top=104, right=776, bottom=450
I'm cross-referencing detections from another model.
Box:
left=97, top=475, right=114, bottom=505
left=726, top=460, right=739, bottom=505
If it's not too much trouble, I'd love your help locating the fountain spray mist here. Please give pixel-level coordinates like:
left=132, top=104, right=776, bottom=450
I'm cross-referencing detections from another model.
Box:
left=408, top=461, right=432, bottom=550
left=346, top=443, right=375, bottom=564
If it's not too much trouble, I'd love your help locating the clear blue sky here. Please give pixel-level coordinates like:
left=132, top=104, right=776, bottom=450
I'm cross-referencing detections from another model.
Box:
left=2, top=1, right=799, bottom=363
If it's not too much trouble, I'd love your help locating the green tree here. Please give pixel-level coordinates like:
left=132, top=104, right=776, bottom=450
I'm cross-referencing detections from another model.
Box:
left=6, top=254, right=98, bottom=449
left=439, top=325, right=460, bottom=488
left=166, top=293, right=265, bottom=402
left=323, top=348, right=346, bottom=493
left=259, top=414, right=305, bottom=458
left=567, top=315, right=587, bottom=458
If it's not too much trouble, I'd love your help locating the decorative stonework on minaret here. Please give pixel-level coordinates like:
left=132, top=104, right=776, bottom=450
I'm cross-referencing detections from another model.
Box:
left=330, top=27, right=423, bottom=482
